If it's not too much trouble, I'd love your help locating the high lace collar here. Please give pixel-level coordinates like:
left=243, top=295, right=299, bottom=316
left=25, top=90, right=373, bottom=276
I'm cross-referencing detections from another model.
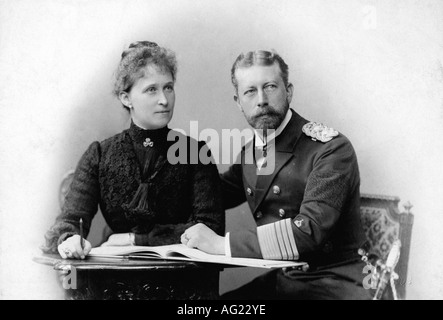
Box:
left=128, top=120, right=171, bottom=149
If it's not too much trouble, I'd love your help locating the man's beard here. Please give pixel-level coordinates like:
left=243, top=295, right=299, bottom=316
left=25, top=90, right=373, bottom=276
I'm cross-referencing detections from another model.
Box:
left=245, top=103, right=289, bottom=130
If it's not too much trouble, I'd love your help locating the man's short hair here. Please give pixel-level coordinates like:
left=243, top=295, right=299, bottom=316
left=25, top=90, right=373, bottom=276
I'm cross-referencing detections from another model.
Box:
left=231, top=50, right=289, bottom=92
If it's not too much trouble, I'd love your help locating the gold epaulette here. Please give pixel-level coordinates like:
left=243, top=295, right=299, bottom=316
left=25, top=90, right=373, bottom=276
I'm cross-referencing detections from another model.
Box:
left=302, top=122, right=339, bottom=143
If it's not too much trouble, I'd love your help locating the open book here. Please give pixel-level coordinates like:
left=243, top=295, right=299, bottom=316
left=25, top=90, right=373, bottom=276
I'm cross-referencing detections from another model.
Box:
left=89, top=244, right=307, bottom=269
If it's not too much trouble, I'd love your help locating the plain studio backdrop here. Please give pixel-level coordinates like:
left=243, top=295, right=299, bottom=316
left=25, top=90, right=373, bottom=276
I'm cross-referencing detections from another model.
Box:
left=1, top=0, right=442, bottom=299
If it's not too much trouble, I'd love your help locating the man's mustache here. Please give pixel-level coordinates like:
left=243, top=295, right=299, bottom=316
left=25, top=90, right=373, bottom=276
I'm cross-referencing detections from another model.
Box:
left=253, top=108, right=280, bottom=119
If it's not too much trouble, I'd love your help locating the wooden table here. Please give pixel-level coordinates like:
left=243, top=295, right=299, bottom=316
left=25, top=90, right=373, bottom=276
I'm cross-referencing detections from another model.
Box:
left=33, top=254, right=221, bottom=300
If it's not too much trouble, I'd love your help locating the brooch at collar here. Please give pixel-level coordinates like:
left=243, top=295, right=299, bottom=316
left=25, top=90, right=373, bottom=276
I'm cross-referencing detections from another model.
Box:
left=302, top=122, right=339, bottom=143
left=143, top=138, right=154, bottom=148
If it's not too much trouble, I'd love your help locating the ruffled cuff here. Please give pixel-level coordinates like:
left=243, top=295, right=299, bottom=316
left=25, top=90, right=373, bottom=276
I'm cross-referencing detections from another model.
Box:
left=41, top=231, right=77, bottom=254
left=57, top=232, right=77, bottom=246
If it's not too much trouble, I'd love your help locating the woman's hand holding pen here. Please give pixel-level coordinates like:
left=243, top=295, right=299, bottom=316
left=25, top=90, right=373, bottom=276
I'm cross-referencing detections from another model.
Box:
left=58, top=235, right=92, bottom=259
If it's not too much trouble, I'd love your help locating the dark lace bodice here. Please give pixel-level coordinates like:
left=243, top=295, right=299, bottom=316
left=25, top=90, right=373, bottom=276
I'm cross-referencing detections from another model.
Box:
left=42, top=122, right=224, bottom=253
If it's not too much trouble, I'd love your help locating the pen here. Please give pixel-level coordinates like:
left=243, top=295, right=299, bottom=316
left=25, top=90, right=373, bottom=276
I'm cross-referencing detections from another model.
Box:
left=80, top=218, right=85, bottom=251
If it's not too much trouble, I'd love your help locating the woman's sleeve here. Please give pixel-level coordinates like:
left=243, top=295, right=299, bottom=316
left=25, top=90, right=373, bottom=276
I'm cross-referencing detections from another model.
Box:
left=41, top=142, right=101, bottom=253
left=188, top=142, right=225, bottom=235
left=134, top=141, right=225, bottom=246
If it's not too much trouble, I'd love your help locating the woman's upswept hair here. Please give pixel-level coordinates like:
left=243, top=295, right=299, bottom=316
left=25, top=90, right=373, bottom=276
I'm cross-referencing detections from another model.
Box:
left=113, top=41, right=177, bottom=106
left=230, top=50, right=289, bottom=93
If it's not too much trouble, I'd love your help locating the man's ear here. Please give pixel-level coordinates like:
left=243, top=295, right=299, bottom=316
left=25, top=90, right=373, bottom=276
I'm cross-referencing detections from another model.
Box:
left=286, top=83, right=294, bottom=104
left=119, top=91, right=132, bottom=109
left=234, top=94, right=242, bottom=112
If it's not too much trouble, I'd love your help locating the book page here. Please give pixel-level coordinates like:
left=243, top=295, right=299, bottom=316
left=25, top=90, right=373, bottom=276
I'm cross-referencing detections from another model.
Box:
left=89, top=245, right=165, bottom=257
left=169, top=244, right=307, bottom=268
left=90, top=244, right=306, bottom=269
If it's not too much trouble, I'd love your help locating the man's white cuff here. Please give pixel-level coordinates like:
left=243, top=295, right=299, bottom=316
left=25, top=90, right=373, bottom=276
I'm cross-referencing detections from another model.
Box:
left=225, top=232, right=232, bottom=257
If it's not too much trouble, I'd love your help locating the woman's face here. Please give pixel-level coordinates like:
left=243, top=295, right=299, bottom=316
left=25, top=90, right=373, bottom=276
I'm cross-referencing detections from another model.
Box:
left=123, top=64, right=175, bottom=130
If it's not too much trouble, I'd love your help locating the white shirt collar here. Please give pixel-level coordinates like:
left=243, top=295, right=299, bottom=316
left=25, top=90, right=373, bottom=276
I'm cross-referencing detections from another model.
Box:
left=254, top=109, right=292, bottom=147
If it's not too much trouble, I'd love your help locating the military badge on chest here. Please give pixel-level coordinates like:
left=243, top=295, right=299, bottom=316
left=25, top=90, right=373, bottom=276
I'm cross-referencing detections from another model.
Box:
left=302, top=122, right=339, bottom=142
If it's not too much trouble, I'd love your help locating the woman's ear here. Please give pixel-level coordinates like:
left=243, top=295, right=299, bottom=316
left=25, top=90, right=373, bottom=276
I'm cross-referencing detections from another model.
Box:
left=119, top=91, right=132, bottom=109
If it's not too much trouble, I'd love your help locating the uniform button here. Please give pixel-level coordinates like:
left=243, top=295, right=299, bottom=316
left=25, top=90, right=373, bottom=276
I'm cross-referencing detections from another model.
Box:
left=256, top=211, right=263, bottom=219
left=323, top=241, right=333, bottom=253
left=273, top=185, right=281, bottom=195
left=246, top=187, right=253, bottom=196
left=279, top=209, right=285, bottom=218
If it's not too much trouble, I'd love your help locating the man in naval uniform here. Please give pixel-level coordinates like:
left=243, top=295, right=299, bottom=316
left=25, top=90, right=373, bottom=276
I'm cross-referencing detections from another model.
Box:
left=181, top=50, right=372, bottom=300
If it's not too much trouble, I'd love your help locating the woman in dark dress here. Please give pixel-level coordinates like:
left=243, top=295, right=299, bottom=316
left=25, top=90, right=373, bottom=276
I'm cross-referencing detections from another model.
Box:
left=42, top=41, right=224, bottom=260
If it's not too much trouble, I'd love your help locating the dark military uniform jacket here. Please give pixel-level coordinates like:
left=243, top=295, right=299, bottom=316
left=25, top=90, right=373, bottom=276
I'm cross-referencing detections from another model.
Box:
left=221, top=109, right=366, bottom=267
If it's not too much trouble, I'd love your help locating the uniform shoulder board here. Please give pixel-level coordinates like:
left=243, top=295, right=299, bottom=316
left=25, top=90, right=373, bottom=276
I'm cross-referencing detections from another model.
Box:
left=302, top=122, right=339, bottom=143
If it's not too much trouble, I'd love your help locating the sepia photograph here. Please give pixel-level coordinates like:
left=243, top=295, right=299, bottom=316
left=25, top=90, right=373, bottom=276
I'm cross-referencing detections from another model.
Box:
left=1, top=0, right=442, bottom=302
